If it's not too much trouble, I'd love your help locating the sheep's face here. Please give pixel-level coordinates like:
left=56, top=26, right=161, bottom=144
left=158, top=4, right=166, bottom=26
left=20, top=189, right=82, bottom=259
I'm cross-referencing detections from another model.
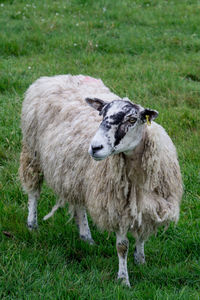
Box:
left=86, top=98, right=158, bottom=161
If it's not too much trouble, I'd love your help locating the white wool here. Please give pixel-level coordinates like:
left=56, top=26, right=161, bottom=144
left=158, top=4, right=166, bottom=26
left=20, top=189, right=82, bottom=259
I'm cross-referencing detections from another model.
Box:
left=20, top=74, right=183, bottom=241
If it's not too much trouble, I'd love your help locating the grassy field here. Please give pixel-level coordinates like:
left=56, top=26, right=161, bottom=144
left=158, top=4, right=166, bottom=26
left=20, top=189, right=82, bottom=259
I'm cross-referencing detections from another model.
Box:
left=0, top=0, right=200, bottom=299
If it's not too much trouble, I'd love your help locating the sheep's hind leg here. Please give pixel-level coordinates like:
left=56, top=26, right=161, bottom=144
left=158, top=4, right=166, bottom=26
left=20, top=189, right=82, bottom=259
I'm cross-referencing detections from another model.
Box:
left=19, top=143, right=43, bottom=230
left=116, top=232, right=130, bottom=287
left=74, top=206, right=94, bottom=245
left=27, top=190, right=40, bottom=230
left=134, top=240, right=145, bottom=265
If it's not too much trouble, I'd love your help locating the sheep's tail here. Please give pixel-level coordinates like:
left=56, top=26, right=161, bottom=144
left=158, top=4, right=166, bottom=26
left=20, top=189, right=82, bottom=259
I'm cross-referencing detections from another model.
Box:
left=43, top=200, right=75, bottom=222
left=43, top=203, right=61, bottom=220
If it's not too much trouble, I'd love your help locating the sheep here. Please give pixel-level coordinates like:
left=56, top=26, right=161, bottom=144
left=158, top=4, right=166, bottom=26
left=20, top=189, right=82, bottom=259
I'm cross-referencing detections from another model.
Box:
left=19, top=74, right=183, bottom=287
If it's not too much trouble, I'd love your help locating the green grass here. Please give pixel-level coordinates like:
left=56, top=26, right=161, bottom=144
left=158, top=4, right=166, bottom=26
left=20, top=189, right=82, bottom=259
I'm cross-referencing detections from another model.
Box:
left=0, top=0, right=200, bottom=299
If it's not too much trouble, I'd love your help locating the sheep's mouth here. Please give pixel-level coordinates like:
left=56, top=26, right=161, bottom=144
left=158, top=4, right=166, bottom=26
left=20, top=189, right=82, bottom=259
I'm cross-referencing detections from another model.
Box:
left=91, top=155, right=106, bottom=161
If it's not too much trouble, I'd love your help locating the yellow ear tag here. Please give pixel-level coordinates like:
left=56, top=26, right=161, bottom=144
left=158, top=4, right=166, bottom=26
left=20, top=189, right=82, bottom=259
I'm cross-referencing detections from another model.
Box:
left=146, top=115, right=151, bottom=126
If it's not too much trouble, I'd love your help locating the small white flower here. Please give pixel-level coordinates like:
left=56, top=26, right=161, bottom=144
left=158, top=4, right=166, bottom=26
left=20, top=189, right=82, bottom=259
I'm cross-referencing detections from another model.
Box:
left=1, top=3, right=4, bottom=7
left=96, top=44, right=98, bottom=47
left=103, top=7, right=106, bottom=12
left=28, top=66, right=31, bottom=70
left=74, top=43, right=77, bottom=46
left=76, top=23, right=79, bottom=26
left=56, top=12, right=59, bottom=16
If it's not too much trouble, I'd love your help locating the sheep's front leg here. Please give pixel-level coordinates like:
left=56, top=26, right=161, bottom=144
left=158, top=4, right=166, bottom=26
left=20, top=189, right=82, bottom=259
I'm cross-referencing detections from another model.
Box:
left=134, top=240, right=145, bottom=264
left=74, top=206, right=94, bottom=245
left=116, top=232, right=130, bottom=287
left=27, top=190, right=40, bottom=230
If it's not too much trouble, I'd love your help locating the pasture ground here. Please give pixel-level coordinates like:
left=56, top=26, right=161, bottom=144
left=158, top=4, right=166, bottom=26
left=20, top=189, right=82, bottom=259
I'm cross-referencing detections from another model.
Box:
left=0, top=0, right=200, bottom=299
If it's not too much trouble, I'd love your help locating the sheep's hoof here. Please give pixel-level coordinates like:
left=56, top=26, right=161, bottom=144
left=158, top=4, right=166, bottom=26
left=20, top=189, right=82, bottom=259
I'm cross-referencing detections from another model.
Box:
left=134, top=248, right=145, bottom=265
left=117, top=275, right=131, bottom=288
left=27, top=222, right=38, bottom=231
left=80, top=235, right=95, bottom=245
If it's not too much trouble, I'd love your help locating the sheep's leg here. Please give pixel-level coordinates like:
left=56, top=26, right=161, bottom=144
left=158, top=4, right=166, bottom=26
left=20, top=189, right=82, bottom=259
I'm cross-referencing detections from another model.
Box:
left=19, top=143, right=43, bottom=230
left=74, top=206, right=94, bottom=245
left=116, top=232, right=130, bottom=287
left=134, top=240, right=145, bottom=264
left=27, top=190, right=40, bottom=230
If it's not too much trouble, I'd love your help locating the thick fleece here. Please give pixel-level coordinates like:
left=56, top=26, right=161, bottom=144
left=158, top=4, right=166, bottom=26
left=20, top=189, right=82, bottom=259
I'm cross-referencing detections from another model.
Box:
left=20, top=74, right=182, bottom=241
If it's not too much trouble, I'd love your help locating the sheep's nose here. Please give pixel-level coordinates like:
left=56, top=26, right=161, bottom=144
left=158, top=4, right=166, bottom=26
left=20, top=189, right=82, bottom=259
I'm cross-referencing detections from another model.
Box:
left=91, top=145, right=103, bottom=154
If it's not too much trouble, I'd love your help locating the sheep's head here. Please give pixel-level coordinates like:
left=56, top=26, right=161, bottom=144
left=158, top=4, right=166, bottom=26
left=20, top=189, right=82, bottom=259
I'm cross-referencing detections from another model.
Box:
left=85, top=98, right=158, bottom=161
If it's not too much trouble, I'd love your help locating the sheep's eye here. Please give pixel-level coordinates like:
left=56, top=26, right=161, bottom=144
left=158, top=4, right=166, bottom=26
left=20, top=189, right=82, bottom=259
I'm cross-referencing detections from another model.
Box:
left=129, top=117, right=137, bottom=124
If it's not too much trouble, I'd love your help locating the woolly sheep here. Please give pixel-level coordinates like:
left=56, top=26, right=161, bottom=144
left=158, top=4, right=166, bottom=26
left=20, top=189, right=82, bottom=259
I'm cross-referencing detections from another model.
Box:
left=19, top=75, right=183, bottom=287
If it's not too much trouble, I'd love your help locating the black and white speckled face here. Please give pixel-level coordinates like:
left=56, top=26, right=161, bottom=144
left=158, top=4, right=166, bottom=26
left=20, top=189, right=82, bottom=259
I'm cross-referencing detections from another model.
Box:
left=85, top=98, right=158, bottom=161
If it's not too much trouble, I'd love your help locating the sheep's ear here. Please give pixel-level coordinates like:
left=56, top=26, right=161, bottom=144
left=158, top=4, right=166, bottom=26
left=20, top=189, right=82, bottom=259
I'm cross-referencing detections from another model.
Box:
left=85, top=98, right=107, bottom=114
left=140, top=108, right=158, bottom=125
